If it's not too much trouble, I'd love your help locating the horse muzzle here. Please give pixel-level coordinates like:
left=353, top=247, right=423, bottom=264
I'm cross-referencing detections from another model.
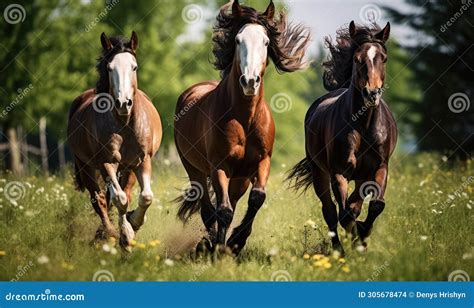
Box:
left=239, top=74, right=261, bottom=96
left=362, top=87, right=383, bottom=107
left=115, top=98, right=133, bottom=116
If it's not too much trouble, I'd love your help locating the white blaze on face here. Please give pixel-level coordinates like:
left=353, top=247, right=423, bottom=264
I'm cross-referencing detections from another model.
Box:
left=236, top=24, right=269, bottom=96
left=108, top=52, right=137, bottom=108
left=367, top=46, right=377, bottom=66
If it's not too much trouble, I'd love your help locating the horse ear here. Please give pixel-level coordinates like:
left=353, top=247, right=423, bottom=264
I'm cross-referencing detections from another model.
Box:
left=349, top=21, right=356, bottom=39
left=232, top=0, right=242, bottom=17
left=130, top=31, right=138, bottom=52
left=100, top=32, right=112, bottom=51
left=375, top=22, right=391, bottom=42
left=263, top=0, right=275, bottom=20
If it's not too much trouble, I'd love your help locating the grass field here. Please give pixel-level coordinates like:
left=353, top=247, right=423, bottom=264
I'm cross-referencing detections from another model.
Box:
left=0, top=153, right=472, bottom=282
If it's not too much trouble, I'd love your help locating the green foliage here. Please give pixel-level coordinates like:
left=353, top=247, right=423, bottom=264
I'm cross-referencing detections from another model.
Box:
left=385, top=0, right=473, bottom=157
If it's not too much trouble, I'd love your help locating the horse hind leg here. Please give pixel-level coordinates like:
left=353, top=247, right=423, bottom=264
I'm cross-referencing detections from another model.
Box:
left=79, top=162, right=118, bottom=241
left=178, top=158, right=216, bottom=254
left=312, top=165, right=344, bottom=255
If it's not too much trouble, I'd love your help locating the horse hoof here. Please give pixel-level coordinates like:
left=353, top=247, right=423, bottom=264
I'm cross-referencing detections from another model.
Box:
left=356, top=221, right=372, bottom=240
left=126, top=210, right=141, bottom=231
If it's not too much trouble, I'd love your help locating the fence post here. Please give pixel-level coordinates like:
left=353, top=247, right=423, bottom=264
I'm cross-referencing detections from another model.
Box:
left=7, top=127, right=23, bottom=175
left=39, top=117, right=49, bottom=175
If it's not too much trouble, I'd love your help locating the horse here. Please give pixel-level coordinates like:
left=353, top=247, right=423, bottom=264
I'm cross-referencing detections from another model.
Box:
left=67, top=32, right=162, bottom=251
left=174, top=0, right=310, bottom=255
left=287, top=21, right=397, bottom=256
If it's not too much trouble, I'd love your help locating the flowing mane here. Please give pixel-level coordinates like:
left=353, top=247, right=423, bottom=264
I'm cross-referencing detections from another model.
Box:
left=96, top=36, right=136, bottom=93
left=322, top=22, right=386, bottom=91
left=212, top=1, right=311, bottom=76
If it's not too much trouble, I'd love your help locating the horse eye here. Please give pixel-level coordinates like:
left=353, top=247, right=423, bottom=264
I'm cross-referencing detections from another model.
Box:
left=133, top=65, right=138, bottom=71
left=107, top=64, right=112, bottom=71
left=264, top=40, right=269, bottom=47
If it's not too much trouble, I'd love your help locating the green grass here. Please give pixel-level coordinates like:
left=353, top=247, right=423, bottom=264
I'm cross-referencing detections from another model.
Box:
left=0, top=153, right=472, bottom=282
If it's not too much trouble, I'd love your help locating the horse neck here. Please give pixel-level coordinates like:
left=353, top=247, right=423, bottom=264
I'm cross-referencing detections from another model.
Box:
left=223, top=62, right=265, bottom=126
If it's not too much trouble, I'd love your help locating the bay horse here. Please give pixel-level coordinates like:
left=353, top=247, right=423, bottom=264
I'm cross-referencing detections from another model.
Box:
left=174, top=0, right=310, bottom=255
left=288, top=21, right=397, bottom=256
left=67, top=32, right=162, bottom=251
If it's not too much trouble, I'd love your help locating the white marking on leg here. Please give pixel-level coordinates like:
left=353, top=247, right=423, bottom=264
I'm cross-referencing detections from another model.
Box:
left=129, top=173, right=153, bottom=229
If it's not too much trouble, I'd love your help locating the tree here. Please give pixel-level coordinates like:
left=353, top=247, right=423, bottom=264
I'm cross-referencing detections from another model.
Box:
left=384, top=0, right=473, bottom=159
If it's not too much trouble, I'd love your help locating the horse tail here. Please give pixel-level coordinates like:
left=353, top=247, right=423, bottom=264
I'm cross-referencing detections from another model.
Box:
left=286, top=157, right=313, bottom=194
left=174, top=179, right=212, bottom=223
left=175, top=195, right=201, bottom=223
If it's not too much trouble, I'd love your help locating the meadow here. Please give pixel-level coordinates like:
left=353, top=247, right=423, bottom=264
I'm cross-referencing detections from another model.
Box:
left=0, top=153, right=472, bottom=282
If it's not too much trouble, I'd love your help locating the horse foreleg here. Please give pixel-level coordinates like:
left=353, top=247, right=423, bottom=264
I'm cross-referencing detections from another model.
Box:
left=227, top=157, right=270, bottom=255
left=357, top=166, right=388, bottom=242
left=331, top=174, right=353, bottom=231
left=82, top=164, right=118, bottom=241
left=103, top=163, right=134, bottom=251
left=128, top=156, right=154, bottom=231
left=211, top=168, right=232, bottom=249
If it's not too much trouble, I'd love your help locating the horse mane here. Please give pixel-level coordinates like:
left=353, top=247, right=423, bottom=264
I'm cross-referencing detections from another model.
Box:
left=212, top=2, right=311, bottom=76
left=96, top=36, right=136, bottom=93
left=322, top=22, right=386, bottom=91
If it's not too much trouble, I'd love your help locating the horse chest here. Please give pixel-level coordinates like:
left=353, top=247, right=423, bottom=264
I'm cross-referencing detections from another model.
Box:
left=103, top=132, right=146, bottom=167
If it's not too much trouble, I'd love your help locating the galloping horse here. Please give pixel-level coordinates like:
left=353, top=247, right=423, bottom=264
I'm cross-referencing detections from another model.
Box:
left=174, top=0, right=310, bottom=255
left=288, top=21, right=397, bottom=255
left=68, top=32, right=162, bottom=251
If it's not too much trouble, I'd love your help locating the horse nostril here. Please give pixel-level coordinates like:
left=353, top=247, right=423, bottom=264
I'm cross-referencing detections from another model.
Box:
left=362, top=88, right=370, bottom=98
left=127, top=99, right=133, bottom=108
left=239, top=75, right=248, bottom=87
left=255, top=76, right=261, bottom=84
left=114, top=99, right=121, bottom=109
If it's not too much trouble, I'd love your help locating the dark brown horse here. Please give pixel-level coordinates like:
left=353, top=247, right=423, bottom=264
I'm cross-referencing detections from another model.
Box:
left=288, top=21, right=397, bottom=256
left=174, top=0, right=310, bottom=255
left=67, top=32, right=162, bottom=251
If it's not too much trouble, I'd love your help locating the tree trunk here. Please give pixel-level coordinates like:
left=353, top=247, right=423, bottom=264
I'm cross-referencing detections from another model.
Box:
left=7, top=127, right=22, bottom=175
